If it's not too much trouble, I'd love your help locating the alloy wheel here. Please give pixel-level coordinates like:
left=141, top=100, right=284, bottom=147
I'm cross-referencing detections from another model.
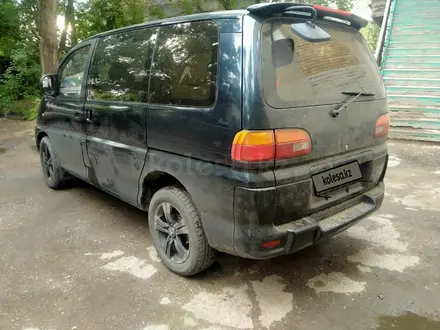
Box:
left=41, top=144, right=54, bottom=183
left=154, top=202, right=190, bottom=264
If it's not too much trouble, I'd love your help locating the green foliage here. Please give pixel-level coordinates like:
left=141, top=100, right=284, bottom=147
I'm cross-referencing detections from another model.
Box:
left=0, top=42, right=41, bottom=99
left=148, top=5, right=167, bottom=19
left=333, top=0, right=353, bottom=11
left=0, top=0, right=20, bottom=58
left=25, top=98, right=41, bottom=120
left=361, top=22, right=381, bottom=53
left=0, top=97, right=40, bottom=119
left=0, top=0, right=40, bottom=118
left=76, top=0, right=147, bottom=40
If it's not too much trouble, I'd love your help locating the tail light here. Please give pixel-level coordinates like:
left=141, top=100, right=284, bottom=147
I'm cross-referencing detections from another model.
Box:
left=275, top=129, right=312, bottom=159
left=232, top=129, right=311, bottom=162
left=231, top=130, right=275, bottom=162
left=375, top=113, right=390, bottom=138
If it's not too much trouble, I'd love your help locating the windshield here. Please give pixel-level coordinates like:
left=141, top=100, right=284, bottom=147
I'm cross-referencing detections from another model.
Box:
left=261, top=18, right=385, bottom=109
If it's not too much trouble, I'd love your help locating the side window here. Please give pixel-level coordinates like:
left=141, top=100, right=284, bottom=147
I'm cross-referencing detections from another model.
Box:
left=150, top=21, right=218, bottom=107
left=59, top=46, right=90, bottom=98
left=87, top=28, right=157, bottom=103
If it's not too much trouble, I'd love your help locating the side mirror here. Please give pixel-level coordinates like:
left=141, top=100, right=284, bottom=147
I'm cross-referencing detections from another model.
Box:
left=40, top=74, right=57, bottom=96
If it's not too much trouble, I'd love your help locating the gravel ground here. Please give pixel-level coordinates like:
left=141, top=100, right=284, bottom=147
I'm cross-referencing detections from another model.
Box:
left=0, top=119, right=439, bottom=330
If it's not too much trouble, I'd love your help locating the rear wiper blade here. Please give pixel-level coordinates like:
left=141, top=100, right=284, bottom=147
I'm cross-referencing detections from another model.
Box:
left=331, top=91, right=375, bottom=118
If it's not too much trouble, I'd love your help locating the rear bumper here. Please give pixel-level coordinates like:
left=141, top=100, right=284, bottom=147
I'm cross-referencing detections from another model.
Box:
left=233, top=182, right=384, bottom=259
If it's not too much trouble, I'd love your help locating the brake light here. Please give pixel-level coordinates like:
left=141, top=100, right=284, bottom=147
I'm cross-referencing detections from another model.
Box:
left=313, top=5, right=351, bottom=16
left=231, top=129, right=312, bottom=162
left=375, top=113, right=390, bottom=138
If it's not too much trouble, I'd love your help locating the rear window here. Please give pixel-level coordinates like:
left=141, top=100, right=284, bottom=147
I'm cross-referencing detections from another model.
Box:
left=261, top=18, right=385, bottom=109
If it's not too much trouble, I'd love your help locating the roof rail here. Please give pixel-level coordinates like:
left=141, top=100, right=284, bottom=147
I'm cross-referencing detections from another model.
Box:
left=247, top=2, right=368, bottom=30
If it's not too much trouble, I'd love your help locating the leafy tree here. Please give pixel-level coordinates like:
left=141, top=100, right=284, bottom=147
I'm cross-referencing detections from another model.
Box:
left=333, top=0, right=353, bottom=11
left=361, top=21, right=380, bottom=52
left=76, top=0, right=147, bottom=40
left=0, top=0, right=21, bottom=58
left=0, top=0, right=41, bottom=116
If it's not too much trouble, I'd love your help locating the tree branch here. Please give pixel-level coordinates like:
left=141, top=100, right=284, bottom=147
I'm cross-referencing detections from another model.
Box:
left=31, top=28, right=43, bottom=42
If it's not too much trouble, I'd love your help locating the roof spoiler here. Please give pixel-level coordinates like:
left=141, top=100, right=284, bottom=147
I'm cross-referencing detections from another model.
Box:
left=247, top=2, right=368, bottom=30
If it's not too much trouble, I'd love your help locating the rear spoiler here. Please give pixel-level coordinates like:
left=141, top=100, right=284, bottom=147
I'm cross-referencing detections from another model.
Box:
left=247, top=2, right=368, bottom=30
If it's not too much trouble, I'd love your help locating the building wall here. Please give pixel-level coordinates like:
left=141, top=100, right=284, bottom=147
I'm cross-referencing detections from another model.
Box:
left=371, top=0, right=386, bottom=25
left=381, top=0, right=440, bottom=142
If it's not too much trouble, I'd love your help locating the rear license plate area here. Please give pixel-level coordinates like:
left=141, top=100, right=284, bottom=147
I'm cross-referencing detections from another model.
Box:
left=312, top=161, right=363, bottom=194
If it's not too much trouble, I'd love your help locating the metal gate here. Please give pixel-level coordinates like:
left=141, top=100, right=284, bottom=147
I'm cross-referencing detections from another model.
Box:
left=381, top=0, right=440, bottom=142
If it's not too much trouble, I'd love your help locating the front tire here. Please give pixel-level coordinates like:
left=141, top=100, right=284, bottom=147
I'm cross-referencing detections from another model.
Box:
left=148, top=186, right=216, bottom=276
left=39, top=137, right=66, bottom=189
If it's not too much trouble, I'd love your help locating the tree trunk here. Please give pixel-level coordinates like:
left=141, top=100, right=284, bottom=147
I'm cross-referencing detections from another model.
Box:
left=59, top=0, right=68, bottom=54
left=70, top=17, right=78, bottom=47
left=60, top=0, right=75, bottom=52
left=66, top=0, right=78, bottom=47
left=39, top=0, right=58, bottom=74
left=69, top=0, right=78, bottom=47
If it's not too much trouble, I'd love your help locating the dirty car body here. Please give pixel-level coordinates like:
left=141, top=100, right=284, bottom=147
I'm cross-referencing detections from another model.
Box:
left=35, top=2, right=389, bottom=275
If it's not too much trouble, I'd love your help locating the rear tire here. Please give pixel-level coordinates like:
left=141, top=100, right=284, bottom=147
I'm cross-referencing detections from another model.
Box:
left=148, top=185, right=216, bottom=276
left=39, top=137, right=66, bottom=189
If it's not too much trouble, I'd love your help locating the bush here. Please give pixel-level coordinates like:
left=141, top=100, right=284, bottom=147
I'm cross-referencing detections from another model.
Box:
left=0, top=97, right=40, bottom=120
left=0, top=38, right=41, bottom=119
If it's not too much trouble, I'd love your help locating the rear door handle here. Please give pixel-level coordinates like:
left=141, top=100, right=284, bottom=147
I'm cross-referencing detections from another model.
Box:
left=85, top=108, right=93, bottom=124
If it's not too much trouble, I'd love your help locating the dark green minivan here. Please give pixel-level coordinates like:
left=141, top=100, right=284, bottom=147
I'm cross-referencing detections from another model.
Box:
left=36, top=3, right=389, bottom=276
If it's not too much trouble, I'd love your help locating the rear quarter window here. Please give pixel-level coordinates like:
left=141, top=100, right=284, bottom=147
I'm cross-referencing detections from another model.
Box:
left=150, top=20, right=218, bottom=107
left=261, top=18, right=385, bottom=109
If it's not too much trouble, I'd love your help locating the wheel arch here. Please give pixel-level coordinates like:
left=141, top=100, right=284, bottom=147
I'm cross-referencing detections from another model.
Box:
left=139, top=171, right=188, bottom=210
left=36, top=131, right=48, bottom=150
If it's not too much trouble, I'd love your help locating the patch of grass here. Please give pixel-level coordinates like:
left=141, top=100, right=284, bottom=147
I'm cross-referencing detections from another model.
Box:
left=0, top=147, right=6, bottom=155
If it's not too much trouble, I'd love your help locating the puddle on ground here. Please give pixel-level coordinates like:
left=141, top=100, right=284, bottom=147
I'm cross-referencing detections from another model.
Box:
left=376, top=313, right=440, bottom=330
left=0, top=147, right=6, bottom=155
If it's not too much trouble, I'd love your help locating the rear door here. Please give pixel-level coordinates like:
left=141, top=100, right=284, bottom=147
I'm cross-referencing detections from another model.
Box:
left=147, top=20, right=237, bottom=164
left=84, top=27, right=157, bottom=205
left=255, top=19, right=388, bottom=160
left=44, top=42, right=93, bottom=178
